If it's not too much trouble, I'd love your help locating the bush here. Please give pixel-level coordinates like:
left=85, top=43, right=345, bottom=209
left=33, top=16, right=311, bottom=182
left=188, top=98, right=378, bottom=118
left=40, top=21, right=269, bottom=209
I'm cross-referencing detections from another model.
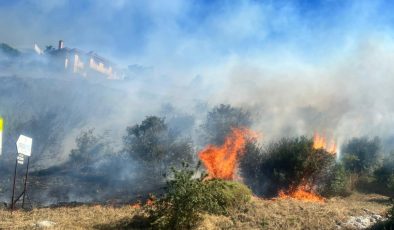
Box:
left=123, top=116, right=194, bottom=179
left=202, top=104, right=252, bottom=145
left=239, top=142, right=266, bottom=194
left=322, top=163, right=351, bottom=197
left=374, top=152, right=394, bottom=192
left=149, top=165, right=252, bottom=229
left=389, top=175, right=394, bottom=192
left=240, top=136, right=335, bottom=197
left=341, top=137, right=381, bottom=175
left=204, top=179, right=252, bottom=215
left=69, top=129, right=109, bottom=168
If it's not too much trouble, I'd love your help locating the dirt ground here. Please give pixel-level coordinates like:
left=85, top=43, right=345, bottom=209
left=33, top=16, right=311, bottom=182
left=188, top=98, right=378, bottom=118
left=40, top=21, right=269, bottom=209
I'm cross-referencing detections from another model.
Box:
left=0, top=192, right=391, bottom=229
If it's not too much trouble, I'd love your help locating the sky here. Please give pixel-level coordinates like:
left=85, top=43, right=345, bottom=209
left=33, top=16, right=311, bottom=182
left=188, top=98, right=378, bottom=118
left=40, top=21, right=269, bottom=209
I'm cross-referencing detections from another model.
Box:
left=1, top=0, right=394, bottom=69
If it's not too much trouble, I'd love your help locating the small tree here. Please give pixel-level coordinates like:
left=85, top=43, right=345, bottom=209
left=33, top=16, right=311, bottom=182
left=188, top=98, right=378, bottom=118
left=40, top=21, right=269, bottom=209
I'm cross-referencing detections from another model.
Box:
left=341, top=137, right=381, bottom=175
left=69, top=129, right=108, bottom=168
left=123, top=116, right=193, bottom=179
left=240, top=141, right=265, bottom=194
left=240, top=136, right=335, bottom=197
left=322, top=163, right=351, bottom=197
left=202, top=104, right=252, bottom=145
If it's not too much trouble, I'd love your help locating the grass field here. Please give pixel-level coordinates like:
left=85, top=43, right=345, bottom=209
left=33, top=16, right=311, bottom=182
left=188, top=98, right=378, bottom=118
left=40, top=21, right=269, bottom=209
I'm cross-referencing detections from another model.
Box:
left=0, top=192, right=391, bottom=229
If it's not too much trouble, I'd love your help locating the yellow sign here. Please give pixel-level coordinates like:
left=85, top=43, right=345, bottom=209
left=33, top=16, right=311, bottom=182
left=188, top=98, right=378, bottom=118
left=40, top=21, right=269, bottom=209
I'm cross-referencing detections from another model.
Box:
left=0, top=117, right=2, bottom=155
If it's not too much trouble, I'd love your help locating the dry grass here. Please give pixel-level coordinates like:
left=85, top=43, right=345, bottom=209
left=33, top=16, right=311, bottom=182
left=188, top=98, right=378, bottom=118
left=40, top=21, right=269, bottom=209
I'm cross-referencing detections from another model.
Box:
left=0, top=204, right=139, bottom=229
left=199, top=192, right=392, bottom=230
left=0, top=193, right=391, bottom=229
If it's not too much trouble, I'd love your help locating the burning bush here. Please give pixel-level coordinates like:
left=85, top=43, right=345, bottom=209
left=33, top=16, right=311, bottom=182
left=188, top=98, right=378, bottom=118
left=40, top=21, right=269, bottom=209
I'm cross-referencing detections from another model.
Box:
left=240, top=136, right=336, bottom=197
left=147, top=165, right=252, bottom=229
left=198, top=127, right=257, bottom=180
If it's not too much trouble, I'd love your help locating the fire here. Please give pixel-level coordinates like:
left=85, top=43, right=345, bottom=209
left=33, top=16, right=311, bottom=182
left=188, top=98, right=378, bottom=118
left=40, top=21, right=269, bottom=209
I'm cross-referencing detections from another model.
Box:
left=313, top=133, right=337, bottom=154
left=198, top=127, right=257, bottom=180
left=131, top=203, right=141, bottom=209
left=278, top=183, right=325, bottom=203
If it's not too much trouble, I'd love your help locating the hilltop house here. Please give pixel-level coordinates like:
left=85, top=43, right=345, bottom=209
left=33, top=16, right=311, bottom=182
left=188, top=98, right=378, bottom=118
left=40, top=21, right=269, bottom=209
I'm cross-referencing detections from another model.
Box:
left=44, top=40, right=121, bottom=80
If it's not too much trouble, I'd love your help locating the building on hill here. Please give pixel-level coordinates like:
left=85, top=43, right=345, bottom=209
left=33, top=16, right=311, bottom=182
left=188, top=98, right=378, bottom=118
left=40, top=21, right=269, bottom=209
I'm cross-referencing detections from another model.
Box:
left=44, top=40, right=122, bottom=80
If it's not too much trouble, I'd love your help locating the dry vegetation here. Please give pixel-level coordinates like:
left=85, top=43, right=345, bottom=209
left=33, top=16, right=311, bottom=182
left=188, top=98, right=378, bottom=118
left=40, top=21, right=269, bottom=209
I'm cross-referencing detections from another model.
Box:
left=0, top=192, right=390, bottom=229
left=204, top=193, right=391, bottom=230
left=0, top=204, right=139, bottom=229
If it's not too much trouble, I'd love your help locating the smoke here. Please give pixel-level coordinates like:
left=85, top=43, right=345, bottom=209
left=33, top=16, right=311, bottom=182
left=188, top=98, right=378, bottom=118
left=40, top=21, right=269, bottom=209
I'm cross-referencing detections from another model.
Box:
left=204, top=38, right=394, bottom=150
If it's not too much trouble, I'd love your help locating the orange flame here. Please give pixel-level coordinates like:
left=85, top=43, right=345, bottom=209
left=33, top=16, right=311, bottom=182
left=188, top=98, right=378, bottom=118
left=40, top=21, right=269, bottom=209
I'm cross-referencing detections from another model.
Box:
left=278, top=183, right=325, bottom=203
left=313, top=133, right=337, bottom=155
left=131, top=202, right=141, bottom=209
left=198, top=127, right=257, bottom=180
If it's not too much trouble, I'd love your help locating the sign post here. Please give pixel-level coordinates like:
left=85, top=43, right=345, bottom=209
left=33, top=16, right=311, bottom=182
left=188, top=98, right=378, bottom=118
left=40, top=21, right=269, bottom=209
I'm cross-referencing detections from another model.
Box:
left=10, top=135, right=33, bottom=212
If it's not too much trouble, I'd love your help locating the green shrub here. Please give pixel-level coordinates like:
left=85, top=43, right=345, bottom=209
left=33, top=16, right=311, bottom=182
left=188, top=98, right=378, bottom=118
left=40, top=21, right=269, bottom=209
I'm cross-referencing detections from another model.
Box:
left=388, top=175, right=394, bottom=192
left=322, top=163, right=351, bottom=197
left=69, top=129, right=109, bottom=167
left=341, top=137, right=381, bottom=175
left=149, top=165, right=252, bottom=230
left=123, top=116, right=194, bottom=180
left=204, top=179, right=252, bottom=215
left=240, top=137, right=335, bottom=197
left=374, top=152, right=394, bottom=193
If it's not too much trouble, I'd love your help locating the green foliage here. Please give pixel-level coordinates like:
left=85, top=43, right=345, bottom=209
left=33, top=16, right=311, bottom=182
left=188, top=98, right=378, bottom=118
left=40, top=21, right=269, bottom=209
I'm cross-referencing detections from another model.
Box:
left=322, top=163, right=351, bottom=197
left=123, top=116, right=193, bottom=177
left=149, top=166, right=252, bottom=230
left=388, top=175, right=394, bottom=192
left=269, top=137, right=333, bottom=195
left=240, top=137, right=335, bottom=196
left=374, top=152, right=394, bottom=192
left=204, top=179, right=252, bottom=215
left=341, top=137, right=381, bottom=174
left=239, top=142, right=265, bottom=194
left=202, top=104, right=251, bottom=145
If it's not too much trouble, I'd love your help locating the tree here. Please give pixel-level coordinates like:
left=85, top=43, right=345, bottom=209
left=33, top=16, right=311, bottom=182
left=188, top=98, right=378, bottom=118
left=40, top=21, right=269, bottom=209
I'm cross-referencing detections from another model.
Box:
left=202, top=104, right=252, bottom=145
left=341, top=137, right=381, bottom=174
left=123, top=116, right=194, bottom=178
left=322, top=163, right=351, bottom=197
left=240, top=136, right=335, bottom=197
left=239, top=141, right=265, bottom=194
left=374, top=151, right=394, bottom=191
left=69, top=129, right=109, bottom=168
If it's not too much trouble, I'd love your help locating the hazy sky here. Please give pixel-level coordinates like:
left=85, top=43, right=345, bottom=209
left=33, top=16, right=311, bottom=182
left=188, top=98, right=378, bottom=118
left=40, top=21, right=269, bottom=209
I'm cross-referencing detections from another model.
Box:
left=2, top=0, right=394, bottom=69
